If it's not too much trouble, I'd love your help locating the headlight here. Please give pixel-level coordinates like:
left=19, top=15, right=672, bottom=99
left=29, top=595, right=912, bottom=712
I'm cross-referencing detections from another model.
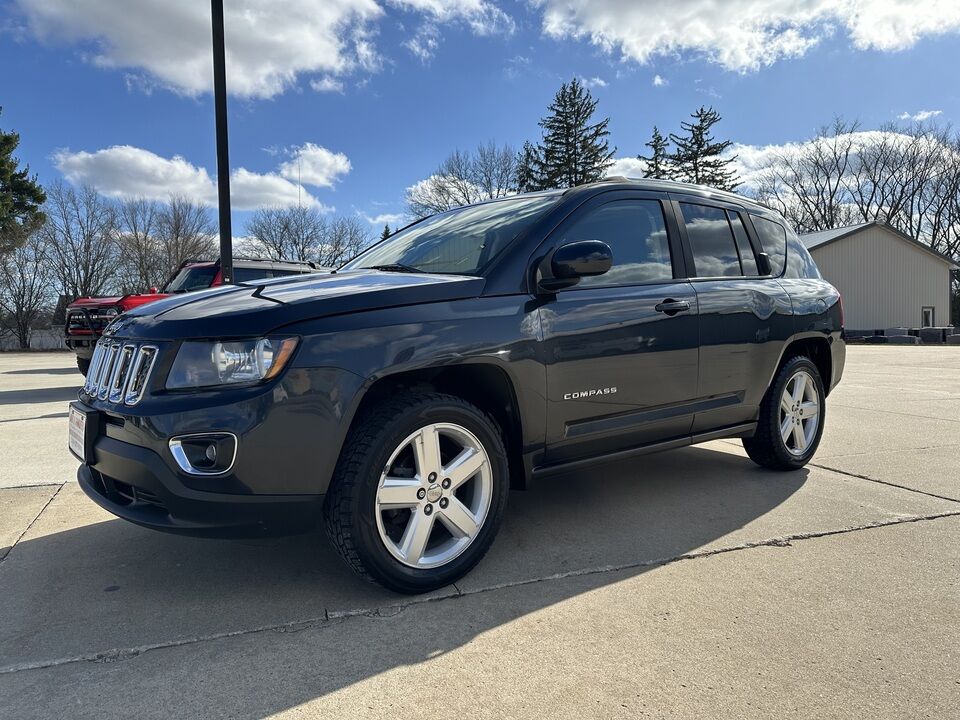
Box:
left=166, top=336, right=299, bottom=389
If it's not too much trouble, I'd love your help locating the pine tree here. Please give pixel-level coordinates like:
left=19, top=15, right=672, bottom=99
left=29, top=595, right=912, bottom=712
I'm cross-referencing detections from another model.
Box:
left=0, top=108, right=47, bottom=253
left=535, top=78, right=615, bottom=189
left=380, top=223, right=391, bottom=241
left=639, top=126, right=671, bottom=179
left=514, top=141, right=542, bottom=193
left=668, top=106, right=739, bottom=191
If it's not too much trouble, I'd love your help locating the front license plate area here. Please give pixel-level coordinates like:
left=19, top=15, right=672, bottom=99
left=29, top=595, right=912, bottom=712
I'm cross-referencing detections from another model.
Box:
left=68, top=403, right=99, bottom=463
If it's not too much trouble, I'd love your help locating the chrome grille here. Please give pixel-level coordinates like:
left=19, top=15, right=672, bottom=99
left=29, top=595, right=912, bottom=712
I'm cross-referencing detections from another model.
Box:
left=84, top=340, right=159, bottom=406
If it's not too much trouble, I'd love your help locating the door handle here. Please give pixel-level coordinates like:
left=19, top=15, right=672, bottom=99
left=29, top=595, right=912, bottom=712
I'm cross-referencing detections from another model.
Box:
left=654, top=299, right=690, bottom=315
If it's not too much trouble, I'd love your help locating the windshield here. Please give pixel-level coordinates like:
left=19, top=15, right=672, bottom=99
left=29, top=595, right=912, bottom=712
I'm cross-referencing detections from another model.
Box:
left=341, top=195, right=557, bottom=275
left=162, top=265, right=218, bottom=293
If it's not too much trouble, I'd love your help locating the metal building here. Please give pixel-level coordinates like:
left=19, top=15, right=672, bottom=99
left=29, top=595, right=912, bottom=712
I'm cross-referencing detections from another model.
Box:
left=801, top=222, right=957, bottom=331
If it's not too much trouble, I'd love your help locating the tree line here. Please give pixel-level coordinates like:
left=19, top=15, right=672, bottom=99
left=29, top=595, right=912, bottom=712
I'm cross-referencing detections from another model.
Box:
left=407, top=77, right=740, bottom=218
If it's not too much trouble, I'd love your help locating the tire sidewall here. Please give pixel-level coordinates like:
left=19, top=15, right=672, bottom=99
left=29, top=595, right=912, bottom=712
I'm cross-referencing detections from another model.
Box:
left=768, top=356, right=826, bottom=468
left=348, top=398, right=509, bottom=592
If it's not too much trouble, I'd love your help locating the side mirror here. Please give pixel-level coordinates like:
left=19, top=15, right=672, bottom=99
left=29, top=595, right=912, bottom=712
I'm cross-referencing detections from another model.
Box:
left=539, top=240, right=613, bottom=292
left=756, top=252, right=772, bottom=276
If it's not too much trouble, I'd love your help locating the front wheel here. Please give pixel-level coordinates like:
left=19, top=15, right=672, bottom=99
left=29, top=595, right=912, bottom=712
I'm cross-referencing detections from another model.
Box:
left=323, top=392, right=509, bottom=593
left=76, top=356, right=90, bottom=376
left=743, top=355, right=825, bottom=470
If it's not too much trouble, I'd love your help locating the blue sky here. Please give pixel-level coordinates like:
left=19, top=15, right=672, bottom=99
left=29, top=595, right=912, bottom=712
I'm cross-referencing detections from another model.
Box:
left=2, top=0, right=959, bottom=234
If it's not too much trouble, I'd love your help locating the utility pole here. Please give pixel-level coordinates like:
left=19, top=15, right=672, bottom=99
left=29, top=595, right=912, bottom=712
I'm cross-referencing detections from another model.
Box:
left=211, top=0, right=233, bottom=283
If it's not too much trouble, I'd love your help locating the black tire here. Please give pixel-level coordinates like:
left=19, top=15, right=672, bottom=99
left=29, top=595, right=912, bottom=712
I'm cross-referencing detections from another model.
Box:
left=323, top=392, right=509, bottom=594
left=743, top=355, right=825, bottom=471
left=77, top=357, right=90, bottom=376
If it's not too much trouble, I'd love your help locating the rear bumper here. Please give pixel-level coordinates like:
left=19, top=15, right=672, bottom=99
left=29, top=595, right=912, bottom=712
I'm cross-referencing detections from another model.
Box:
left=78, top=434, right=321, bottom=537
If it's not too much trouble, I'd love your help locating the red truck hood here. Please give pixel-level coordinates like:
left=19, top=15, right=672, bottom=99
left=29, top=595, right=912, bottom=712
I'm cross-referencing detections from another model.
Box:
left=67, top=293, right=170, bottom=311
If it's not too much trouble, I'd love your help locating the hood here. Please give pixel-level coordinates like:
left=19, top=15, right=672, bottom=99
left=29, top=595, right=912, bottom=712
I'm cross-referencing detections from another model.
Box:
left=107, top=270, right=485, bottom=340
left=68, top=292, right=170, bottom=311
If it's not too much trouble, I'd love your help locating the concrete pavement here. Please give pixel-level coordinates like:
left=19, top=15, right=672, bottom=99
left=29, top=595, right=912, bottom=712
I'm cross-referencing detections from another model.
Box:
left=0, top=348, right=958, bottom=718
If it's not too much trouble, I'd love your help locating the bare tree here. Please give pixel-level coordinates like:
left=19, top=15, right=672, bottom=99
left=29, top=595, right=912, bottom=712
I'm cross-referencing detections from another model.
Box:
left=322, top=216, right=371, bottom=267
left=155, top=196, right=217, bottom=281
left=114, top=197, right=160, bottom=293
left=40, top=180, right=118, bottom=299
left=752, top=119, right=960, bottom=263
left=245, top=205, right=327, bottom=261
left=407, top=142, right=517, bottom=219
left=0, top=227, right=52, bottom=348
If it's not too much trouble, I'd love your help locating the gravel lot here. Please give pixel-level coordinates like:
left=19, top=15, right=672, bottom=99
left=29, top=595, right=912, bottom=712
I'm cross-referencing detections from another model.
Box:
left=1, top=347, right=958, bottom=719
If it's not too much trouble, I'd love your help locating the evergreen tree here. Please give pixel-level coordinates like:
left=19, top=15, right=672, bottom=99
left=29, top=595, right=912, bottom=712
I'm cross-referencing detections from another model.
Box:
left=0, top=108, right=47, bottom=253
left=535, top=78, right=615, bottom=189
left=380, top=223, right=392, bottom=241
left=514, top=141, right=542, bottom=193
left=639, top=126, right=671, bottom=179
left=668, top=106, right=739, bottom=191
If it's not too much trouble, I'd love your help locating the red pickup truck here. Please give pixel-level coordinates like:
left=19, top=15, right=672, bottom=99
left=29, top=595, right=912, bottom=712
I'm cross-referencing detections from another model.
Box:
left=65, top=258, right=323, bottom=374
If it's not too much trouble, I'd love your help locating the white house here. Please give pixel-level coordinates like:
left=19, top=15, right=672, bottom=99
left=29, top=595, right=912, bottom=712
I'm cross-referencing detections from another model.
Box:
left=801, top=221, right=957, bottom=331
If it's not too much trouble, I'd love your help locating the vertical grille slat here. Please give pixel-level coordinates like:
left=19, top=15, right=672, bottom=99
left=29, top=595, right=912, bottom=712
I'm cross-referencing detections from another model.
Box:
left=108, top=345, right=135, bottom=404
left=85, top=339, right=159, bottom=406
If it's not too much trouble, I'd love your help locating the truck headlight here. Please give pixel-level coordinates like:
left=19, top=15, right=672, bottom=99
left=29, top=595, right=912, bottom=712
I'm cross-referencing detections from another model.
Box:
left=166, top=336, right=299, bottom=389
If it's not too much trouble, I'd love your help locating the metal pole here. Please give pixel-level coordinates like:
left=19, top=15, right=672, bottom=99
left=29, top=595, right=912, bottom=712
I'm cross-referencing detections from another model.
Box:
left=211, top=0, right=233, bottom=283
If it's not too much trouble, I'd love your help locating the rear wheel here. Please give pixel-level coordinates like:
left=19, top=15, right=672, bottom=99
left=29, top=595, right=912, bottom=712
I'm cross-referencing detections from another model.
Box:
left=743, top=355, right=825, bottom=470
left=76, top=357, right=90, bottom=376
left=323, top=392, right=509, bottom=593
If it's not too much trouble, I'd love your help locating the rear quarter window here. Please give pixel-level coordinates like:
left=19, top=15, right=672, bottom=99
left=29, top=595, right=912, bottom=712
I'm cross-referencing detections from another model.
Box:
left=750, top=215, right=787, bottom=276
left=784, top=227, right=822, bottom=279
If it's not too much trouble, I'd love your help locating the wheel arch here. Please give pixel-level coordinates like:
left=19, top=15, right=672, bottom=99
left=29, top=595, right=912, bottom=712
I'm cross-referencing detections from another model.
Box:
left=771, top=334, right=834, bottom=394
left=343, top=361, right=527, bottom=490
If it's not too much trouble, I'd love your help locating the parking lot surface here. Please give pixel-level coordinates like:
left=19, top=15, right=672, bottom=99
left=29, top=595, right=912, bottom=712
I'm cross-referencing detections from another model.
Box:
left=0, top=347, right=958, bottom=718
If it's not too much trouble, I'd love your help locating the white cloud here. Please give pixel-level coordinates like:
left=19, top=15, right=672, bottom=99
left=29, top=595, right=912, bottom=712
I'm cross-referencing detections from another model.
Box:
left=18, top=0, right=384, bottom=99
left=359, top=211, right=408, bottom=227
left=605, top=157, right=647, bottom=178
left=278, top=143, right=352, bottom=188
left=897, top=109, right=943, bottom=122
left=53, top=145, right=330, bottom=210
left=390, top=0, right=515, bottom=35
left=580, top=76, right=608, bottom=88
left=404, top=23, right=442, bottom=61
left=652, top=74, right=667, bottom=87
left=535, top=1, right=960, bottom=72
left=311, top=76, right=345, bottom=93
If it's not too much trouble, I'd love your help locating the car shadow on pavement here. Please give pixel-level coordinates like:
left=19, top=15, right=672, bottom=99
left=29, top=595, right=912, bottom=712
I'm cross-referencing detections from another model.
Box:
left=0, top=446, right=807, bottom=716
left=0, top=386, right=80, bottom=405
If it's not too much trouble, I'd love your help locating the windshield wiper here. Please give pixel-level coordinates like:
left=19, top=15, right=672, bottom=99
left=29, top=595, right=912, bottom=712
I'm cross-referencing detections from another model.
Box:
left=365, top=263, right=425, bottom=273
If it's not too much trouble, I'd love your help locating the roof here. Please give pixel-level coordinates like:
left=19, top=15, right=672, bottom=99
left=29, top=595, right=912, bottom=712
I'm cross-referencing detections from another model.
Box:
left=589, top=176, right=773, bottom=214
left=801, top=221, right=958, bottom=269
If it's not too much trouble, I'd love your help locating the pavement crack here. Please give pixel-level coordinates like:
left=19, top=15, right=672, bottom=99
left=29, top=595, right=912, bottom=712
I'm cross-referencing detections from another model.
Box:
left=0, top=483, right=64, bottom=564
left=809, top=462, right=960, bottom=504
left=2, top=511, right=957, bottom=677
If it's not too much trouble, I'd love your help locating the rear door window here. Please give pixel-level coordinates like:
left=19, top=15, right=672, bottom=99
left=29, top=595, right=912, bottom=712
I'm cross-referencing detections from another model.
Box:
left=680, top=203, right=741, bottom=277
left=751, top=215, right=788, bottom=276
left=557, top=199, right=673, bottom=288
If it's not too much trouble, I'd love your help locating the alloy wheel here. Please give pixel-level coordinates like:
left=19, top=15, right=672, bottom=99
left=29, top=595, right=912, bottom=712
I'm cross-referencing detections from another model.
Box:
left=778, top=369, right=820, bottom=456
left=374, top=422, right=493, bottom=569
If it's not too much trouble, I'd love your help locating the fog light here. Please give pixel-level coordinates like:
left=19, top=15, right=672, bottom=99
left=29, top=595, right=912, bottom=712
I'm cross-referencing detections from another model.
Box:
left=168, top=433, right=237, bottom=476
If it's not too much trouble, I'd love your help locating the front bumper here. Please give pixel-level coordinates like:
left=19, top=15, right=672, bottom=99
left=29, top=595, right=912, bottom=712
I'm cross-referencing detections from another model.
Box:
left=72, top=363, right=366, bottom=536
left=78, top=434, right=320, bottom=537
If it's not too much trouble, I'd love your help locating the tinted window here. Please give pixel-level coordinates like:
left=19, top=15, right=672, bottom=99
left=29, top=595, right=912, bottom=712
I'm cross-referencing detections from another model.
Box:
left=342, top=195, right=556, bottom=275
left=751, top=215, right=787, bottom=276
left=558, top=199, right=672, bottom=287
left=163, top=265, right=218, bottom=293
left=729, top=212, right=758, bottom=276
left=234, top=267, right=273, bottom=283
left=681, top=203, right=741, bottom=277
